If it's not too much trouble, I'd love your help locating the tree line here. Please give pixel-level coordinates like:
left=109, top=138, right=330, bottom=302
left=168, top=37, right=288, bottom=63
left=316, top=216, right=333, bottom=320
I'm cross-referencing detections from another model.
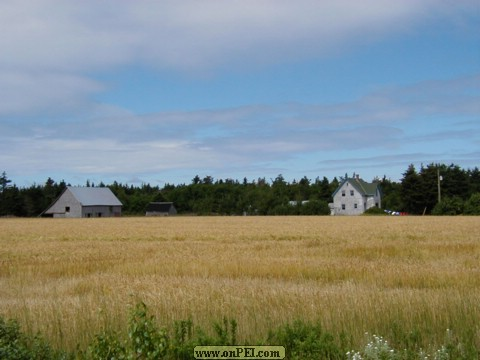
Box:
left=1, top=163, right=479, bottom=217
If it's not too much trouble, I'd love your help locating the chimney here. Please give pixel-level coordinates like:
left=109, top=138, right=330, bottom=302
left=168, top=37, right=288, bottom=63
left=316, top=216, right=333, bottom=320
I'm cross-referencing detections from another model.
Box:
left=356, top=174, right=360, bottom=180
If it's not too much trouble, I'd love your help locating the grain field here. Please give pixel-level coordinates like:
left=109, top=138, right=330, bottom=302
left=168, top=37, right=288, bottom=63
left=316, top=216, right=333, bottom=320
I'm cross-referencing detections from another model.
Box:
left=0, top=216, right=479, bottom=352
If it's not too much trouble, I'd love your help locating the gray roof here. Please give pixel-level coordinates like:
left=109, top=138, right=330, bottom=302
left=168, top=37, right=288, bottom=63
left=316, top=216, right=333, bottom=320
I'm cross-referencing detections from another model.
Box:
left=146, top=202, right=175, bottom=212
left=68, top=186, right=122, bottom=206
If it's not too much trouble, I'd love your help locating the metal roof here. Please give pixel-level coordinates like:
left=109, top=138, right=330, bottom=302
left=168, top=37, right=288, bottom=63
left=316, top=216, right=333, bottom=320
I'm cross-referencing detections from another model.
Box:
left=68, top=186, right=123, bottom=206
left=146, top=202, right=175, bottom=212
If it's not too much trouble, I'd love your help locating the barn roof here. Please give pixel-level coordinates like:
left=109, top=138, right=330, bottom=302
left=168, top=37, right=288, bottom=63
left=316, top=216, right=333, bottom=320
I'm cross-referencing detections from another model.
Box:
left=146, top=202, right=175, bottom=212
left=68, top=186, right=123, bottom=206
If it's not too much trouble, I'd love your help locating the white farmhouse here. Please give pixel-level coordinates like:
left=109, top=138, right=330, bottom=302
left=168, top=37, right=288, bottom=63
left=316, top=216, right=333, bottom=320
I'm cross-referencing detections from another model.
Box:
left=43, top=186, right=122, bottom=218
left=330, top=175, right=381, bottom=215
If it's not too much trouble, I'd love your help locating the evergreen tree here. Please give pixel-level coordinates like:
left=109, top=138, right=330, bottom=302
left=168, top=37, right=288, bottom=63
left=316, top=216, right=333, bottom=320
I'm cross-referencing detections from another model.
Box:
left=0, top=163, right=477, bottom=217
left=418, top=164, right=439, bottom=214
left=467, top=167, right=480, bottom=195
left=379, top=176, right=401, bottom=210
left=400, top=164, right=424, bottom=214
left=441, top=164, right=469, bottom=200
left=0, top=184, right=24, bottom=216
left=0, top=171, right=12, bottom=194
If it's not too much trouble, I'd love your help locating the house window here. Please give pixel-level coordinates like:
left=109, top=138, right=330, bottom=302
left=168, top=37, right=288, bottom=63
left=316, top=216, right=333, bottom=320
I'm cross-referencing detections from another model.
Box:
left=342, top=190, right=346, bottom=197
left=341, top=204, right=346, bottom=210
left=350, top=190, right=354, bottom=196
left=354, top=204, right=358, bottom=209
left=65, top=206, right=70, bottom=213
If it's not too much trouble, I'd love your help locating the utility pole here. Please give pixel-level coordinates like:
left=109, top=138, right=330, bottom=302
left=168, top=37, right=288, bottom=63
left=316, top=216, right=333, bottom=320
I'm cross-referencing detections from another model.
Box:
left=437, top=168, right=442, bottom=203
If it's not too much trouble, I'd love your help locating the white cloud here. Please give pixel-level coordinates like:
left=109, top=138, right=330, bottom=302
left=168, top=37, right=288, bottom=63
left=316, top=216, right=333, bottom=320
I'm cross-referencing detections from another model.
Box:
left=2, top=75, right=478, bottom=184
left=1, top=0, right=474, bottom=117
left=1, top=0, right=449, bottom=73
left=1, top=1, right=478, bottom=184
left=4, top=136, right=225, bottom=177
left=0, top=71, right=103, bottom=116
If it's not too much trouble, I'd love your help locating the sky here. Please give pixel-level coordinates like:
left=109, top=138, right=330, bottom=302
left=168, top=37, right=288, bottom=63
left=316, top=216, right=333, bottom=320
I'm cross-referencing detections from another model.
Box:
left=1, top=0, right=479, bottom=188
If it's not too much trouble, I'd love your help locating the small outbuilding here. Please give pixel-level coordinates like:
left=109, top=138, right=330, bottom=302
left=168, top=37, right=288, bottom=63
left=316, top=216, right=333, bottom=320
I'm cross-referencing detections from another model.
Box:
left=42, top=186, right=122, bottom=218
left=145, top=202, right=177, bottom=216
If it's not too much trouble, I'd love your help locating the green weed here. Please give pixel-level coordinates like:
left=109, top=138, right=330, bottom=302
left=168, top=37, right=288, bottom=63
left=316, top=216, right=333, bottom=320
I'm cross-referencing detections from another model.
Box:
left=1, top=303, right=478, bottom=359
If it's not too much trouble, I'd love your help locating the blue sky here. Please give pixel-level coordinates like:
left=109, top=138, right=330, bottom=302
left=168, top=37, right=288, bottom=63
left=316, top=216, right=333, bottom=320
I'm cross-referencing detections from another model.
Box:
left=1, top=0, right=479, bottom=187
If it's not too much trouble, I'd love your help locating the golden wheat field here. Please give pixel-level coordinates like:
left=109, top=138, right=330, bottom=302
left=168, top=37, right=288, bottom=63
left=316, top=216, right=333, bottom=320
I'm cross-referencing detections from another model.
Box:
left=0, top=216, right=479, bottom=352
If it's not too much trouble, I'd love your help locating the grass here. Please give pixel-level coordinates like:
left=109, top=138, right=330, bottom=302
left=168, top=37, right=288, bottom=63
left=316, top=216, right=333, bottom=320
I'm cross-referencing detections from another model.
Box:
left=0, top=216, right=479, bottom=355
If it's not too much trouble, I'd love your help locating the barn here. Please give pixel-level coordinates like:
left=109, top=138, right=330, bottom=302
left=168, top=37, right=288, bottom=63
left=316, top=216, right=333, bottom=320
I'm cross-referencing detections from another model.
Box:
left=42, top=186, right=122, bottom=218
left=145, top=202, right=177, bottom=216
left=329, top=175, right=381, bottom=215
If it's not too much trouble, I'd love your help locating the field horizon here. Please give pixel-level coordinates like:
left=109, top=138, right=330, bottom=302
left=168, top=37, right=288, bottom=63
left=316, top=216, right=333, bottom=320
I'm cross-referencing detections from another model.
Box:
left=1, top=216, right=479, bottom=354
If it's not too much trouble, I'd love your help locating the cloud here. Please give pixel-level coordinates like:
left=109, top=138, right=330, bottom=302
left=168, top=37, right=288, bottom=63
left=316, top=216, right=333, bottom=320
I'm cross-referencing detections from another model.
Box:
left=1, top=0, right=476, bottom=117
left=0, top=71, right=104, bottom=116
left=312, top=152, right=480, bottom=182
left=0, top=1, right=434, bottom=71
left=3, top=136, right=223, bottom=176
left=2, top=74, right=478, bottom=184
left=4, top=0, right=475, bottom=72
left=1, top=1, right=478, bottom=184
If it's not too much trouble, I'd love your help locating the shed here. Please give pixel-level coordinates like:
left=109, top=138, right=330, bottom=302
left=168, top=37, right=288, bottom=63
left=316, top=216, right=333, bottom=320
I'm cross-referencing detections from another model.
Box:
left=329, top=175, right=381, bottom=215
left=42, top=186, right=122, bottom=218
left=145, top=202, right=177, bottom=216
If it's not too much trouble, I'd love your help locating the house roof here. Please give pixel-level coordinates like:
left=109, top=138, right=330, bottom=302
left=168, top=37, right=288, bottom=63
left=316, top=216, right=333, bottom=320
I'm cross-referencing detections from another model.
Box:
left=67, top=186, right=123, bottom=206
left=146, top=202, right=175, bottom=212
left=332, top=177, right=380, bottom=197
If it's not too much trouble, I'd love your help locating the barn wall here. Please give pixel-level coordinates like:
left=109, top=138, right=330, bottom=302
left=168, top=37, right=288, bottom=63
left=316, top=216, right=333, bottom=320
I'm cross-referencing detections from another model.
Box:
left=49, top=189, right=83, bottom=218
left=146, top=211, right=167, bottom=216
left=81, top=206, right=122, bottom=218
left=145, top=207, right=177, bottom=216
